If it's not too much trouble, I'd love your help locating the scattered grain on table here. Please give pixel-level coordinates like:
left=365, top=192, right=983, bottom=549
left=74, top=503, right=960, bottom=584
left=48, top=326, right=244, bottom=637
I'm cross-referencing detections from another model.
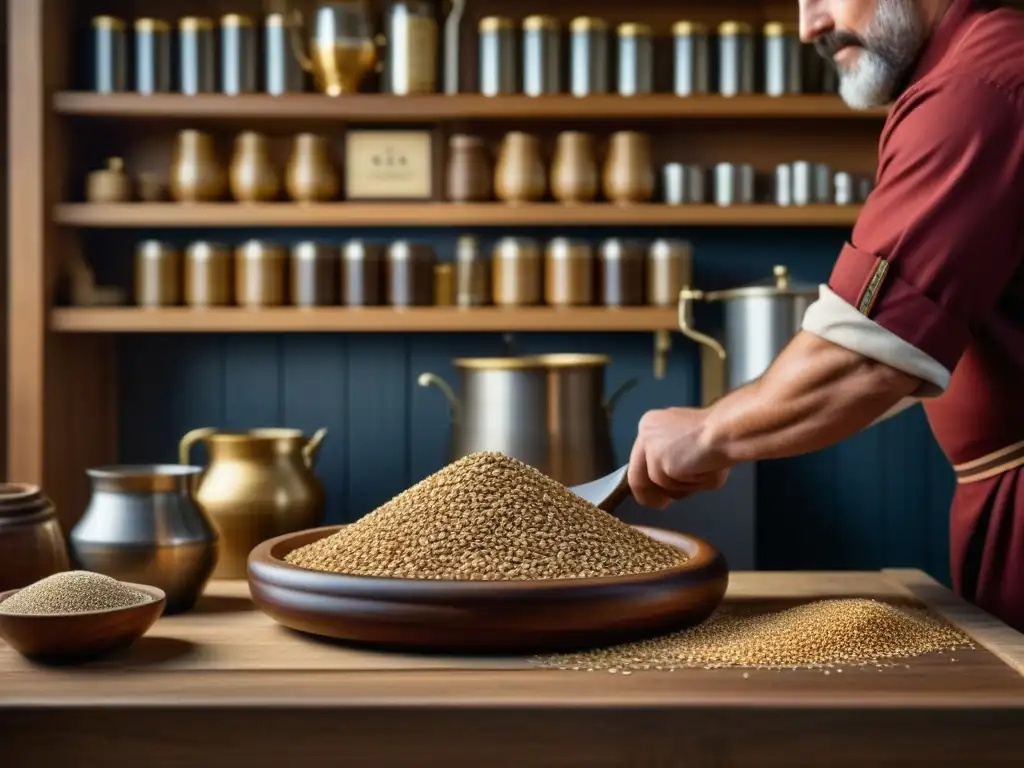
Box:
left=533, top=599, right=973, bottom=671
left=285, top=451, right=687, bottom=580
left=0, top=571, right=151, bottom=615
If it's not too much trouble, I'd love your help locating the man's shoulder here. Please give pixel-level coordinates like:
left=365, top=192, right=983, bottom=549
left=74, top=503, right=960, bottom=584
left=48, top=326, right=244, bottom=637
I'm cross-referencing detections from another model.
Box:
left=938, top=6, right=1024, bottom=93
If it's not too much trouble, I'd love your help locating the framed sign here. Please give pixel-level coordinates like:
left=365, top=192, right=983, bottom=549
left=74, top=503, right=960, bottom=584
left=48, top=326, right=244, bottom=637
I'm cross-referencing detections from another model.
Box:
left=344, top=130, right=433, bottom=200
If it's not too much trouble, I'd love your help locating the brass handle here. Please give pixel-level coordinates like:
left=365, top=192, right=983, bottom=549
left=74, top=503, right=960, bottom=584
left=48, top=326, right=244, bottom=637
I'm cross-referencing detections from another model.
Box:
left=374, top=33, right=387, bottom=75
left=605, top=378, right=638, bottom=415
left=303, top=428, right=328, bottom=467
left=179, top=427, right=216, bottom=494
left=289, top=10, right=314, bottom=73
left=677, top=287, right=728, bottom=406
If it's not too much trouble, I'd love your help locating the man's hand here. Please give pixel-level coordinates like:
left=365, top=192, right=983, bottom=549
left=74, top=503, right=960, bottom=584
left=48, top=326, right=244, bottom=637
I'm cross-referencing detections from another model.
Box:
left=627, top=407, right=732, bottom=510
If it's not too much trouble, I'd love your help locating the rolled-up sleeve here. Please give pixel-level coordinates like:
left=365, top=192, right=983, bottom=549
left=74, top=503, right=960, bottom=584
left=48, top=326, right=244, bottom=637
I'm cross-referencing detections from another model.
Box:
left=803, top=75, right=1024, bottom=392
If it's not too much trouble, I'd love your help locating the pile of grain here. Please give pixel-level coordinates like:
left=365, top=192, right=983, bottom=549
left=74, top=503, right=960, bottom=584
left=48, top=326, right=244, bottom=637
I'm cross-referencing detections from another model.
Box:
left=286, top=452, right=686, bottom=580
left=0, top=571, right=151, bottom=615
left=534, top=599, right=972, bottom=671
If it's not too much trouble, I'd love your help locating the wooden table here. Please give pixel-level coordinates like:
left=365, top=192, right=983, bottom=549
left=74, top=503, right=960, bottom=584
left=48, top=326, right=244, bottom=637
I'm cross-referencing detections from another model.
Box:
left=2, top=570, right=1023, bottom=767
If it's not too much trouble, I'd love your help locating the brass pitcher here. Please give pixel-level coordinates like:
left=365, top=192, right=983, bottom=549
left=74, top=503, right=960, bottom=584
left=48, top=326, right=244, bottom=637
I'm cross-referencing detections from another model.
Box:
left=290, top=3, right=381, bottom=96
left=179, top=427, right=328, bottom=579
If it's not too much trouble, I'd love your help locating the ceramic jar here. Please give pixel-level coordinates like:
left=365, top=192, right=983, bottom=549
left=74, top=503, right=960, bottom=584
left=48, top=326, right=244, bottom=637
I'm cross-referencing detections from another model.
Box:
left=551, top=131, right=598, bottom=203
left=494, top=131, right=546, bottom=203
left=229, top=131, right=280, bottom=203
left=0, top=484, right=70, bottom=593
left=180, top=428, right=327, bottom=579
left=446, top=134, right=492, bottom=202
left=602, top=131, right=655, bottom=204
left=86, top=157, right=132, bottom=203
left=286, top=133, right=340, bottom=203
left=170, top=129, right=227, bottom=202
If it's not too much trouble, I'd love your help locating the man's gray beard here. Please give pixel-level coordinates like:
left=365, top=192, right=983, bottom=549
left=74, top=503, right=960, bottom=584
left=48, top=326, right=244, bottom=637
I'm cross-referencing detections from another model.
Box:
left=836, top=0, right=928, bottom=109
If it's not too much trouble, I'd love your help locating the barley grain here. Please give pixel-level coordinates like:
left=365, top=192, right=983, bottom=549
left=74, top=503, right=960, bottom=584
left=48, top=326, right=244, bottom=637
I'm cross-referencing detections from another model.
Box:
left=534, top=599, right=973, bottom=671
left=285, top=452, right=686, bottom=580
left=0, top=571, right=151, bottom=615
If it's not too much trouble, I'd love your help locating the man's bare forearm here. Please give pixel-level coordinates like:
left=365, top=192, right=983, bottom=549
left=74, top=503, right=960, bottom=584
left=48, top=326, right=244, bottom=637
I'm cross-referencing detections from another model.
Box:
left=698, top=331, right=923, bottom=465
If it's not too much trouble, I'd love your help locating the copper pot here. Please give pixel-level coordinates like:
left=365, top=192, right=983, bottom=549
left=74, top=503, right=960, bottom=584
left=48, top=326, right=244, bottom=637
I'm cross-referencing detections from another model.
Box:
left=170, top=129, right=226, bottom=203
left=603, top=131, right=655, bottom=204
left=494, top=132, right=546, bottom=204
left=551, top=132, right=598, bottom=204
left=286, top=133, right=340, bottom=203
left=179, top=428, right=328, bottom=579
left=229, top=131, right=280, bottom=203
left=0, top=484, right=70, bottom=593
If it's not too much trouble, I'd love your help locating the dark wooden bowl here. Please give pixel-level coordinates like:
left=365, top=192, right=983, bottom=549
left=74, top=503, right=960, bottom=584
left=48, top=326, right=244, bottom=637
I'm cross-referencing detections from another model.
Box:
left=247, top=525, right=729, bottom=653
left=0, top=582, right=166, bottom=664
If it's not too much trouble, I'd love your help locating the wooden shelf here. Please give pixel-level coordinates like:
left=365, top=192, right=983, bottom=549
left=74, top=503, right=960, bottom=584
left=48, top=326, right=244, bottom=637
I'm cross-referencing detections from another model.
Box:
left=53, top=93, right=888, bottom=122
left=54, top=203, right=861, bottom=228
left=50, top=307, right=681, bottom=333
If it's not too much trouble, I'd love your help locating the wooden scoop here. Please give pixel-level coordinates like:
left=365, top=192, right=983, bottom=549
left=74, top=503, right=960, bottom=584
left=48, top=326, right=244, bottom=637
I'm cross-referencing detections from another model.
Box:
left=568, top=464, right=632, bottom=512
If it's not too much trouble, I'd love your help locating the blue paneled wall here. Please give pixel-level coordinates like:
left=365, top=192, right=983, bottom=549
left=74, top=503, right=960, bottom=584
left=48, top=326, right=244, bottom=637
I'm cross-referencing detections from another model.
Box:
left=116, top=226, right=955, bottom=582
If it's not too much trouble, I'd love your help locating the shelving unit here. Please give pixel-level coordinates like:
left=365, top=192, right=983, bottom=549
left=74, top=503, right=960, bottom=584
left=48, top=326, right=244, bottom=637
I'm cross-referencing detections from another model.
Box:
left=54, top=202, right=862, bottom=228
left=51, top=306, right=680, bottom=333
left=8, top=0, right=883, bottom=531
left=54, top=92, right=889, bottom=122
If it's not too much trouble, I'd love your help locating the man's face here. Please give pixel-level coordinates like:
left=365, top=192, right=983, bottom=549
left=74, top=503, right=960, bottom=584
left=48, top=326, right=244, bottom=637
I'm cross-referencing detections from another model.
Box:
left=799, top=0, right=928, bottom=109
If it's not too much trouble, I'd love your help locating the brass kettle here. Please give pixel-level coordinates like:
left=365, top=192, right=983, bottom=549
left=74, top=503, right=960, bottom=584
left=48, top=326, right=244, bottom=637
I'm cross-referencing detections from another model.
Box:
left=179, top=427, right=327, bottom=579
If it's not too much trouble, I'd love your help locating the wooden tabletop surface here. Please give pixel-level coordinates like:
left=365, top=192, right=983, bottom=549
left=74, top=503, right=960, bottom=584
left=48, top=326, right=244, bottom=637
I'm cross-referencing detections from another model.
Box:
left=3, top=569, right=1024, bottom=767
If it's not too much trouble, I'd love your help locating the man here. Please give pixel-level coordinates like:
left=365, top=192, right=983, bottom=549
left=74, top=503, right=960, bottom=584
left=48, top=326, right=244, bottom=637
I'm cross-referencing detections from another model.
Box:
left=628, top=0, right=1024, bottom=629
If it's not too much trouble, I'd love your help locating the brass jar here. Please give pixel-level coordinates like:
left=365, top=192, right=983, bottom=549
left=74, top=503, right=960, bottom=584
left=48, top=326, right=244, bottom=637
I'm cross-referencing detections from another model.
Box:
left=179, top=428, right=328, bottom=579
left=286, top=133, right=340, bottom=203
left=170, top=129, right=226, bottom=202
left=229, top=131, right=280, bottom=203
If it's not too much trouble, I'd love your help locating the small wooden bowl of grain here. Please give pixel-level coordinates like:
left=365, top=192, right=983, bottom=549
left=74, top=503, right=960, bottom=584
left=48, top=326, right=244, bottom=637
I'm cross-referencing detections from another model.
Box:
left=0, top=571, right=166, bottom=664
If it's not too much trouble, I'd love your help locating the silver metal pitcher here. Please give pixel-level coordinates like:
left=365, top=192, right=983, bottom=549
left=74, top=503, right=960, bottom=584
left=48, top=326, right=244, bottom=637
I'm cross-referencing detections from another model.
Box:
left=69, top=465, right=219, bottom=615
left=678, top=264, right=818, bottom=406
left=418, top=354, right=637, bottom=486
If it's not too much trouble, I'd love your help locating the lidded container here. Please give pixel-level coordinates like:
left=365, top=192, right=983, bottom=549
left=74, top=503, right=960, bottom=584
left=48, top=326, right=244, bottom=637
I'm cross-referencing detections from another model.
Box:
left=0, top=484, right=70, bottom=593
left=678, top=265, right=819, bottom=405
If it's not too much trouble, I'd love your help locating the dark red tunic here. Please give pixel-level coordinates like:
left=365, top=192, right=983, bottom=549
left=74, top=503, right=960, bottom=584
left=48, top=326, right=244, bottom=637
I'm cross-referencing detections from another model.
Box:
left=828, top=0, right=1024, bottom=628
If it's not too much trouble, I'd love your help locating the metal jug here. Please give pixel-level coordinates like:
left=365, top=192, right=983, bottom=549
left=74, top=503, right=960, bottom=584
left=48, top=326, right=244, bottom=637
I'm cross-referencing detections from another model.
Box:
left=179, top=428, right=327, bottom=579
left=678, top=265, right=818, bottom=405
left=418, top=354, right=636, bottom=486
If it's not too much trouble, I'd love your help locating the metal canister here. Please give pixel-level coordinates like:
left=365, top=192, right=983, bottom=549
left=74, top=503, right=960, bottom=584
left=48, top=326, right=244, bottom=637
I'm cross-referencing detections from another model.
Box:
left=184, top=242, right=233, bottom=306
left=134, top=241, right=181, bottom=307
left=774, top=163, right=793, bottom=206
left=714, top=162, right=756, bottom=206
left=479, top=16, right=517, bottom=96
left=492, top=238, right=542, bottom=307
left=647, top=239, right=694, bottom=306
left=341, top=241, right=385, bottom=306
left=386, top=242, right=436, bottom=307
left=523, top=15, right=561, bottom=96
left=434, top=264, right=455, bottom=306
left=764, top=22, right=803, bottom=96
left=598, top=239, right=645, bottom=307
left=790, top=161, right=833, bottom=205
left=857, top=176, right=875, bottom=201
left=235, top=241, right=287, bottom=307
left=570, top=17, right=609, bottom=97
left=545, top=239, right=594, bottom=307
left=221, top=14, right=257, bottom=95
left=663, top=163, right=706, bottom=204
left=92, top=15, right=127, bottom=93
left=672, top=21, right=710, bottom=96
left=134, top=19, right=171, bottom=94
left=265, top=13, right=305, bottom=94
left=384, top=1, right=439, bottom=95
left=617, top=23, right=654, bottom=96
left=179, top=17, right=216, bottom=95
left=717, top=21, right=754, bottom=96
left=291, top=243, right=339, bottom=307
left=455, top=236, right=490, bottom=307
left=834, top=171, right=856, bottom=205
